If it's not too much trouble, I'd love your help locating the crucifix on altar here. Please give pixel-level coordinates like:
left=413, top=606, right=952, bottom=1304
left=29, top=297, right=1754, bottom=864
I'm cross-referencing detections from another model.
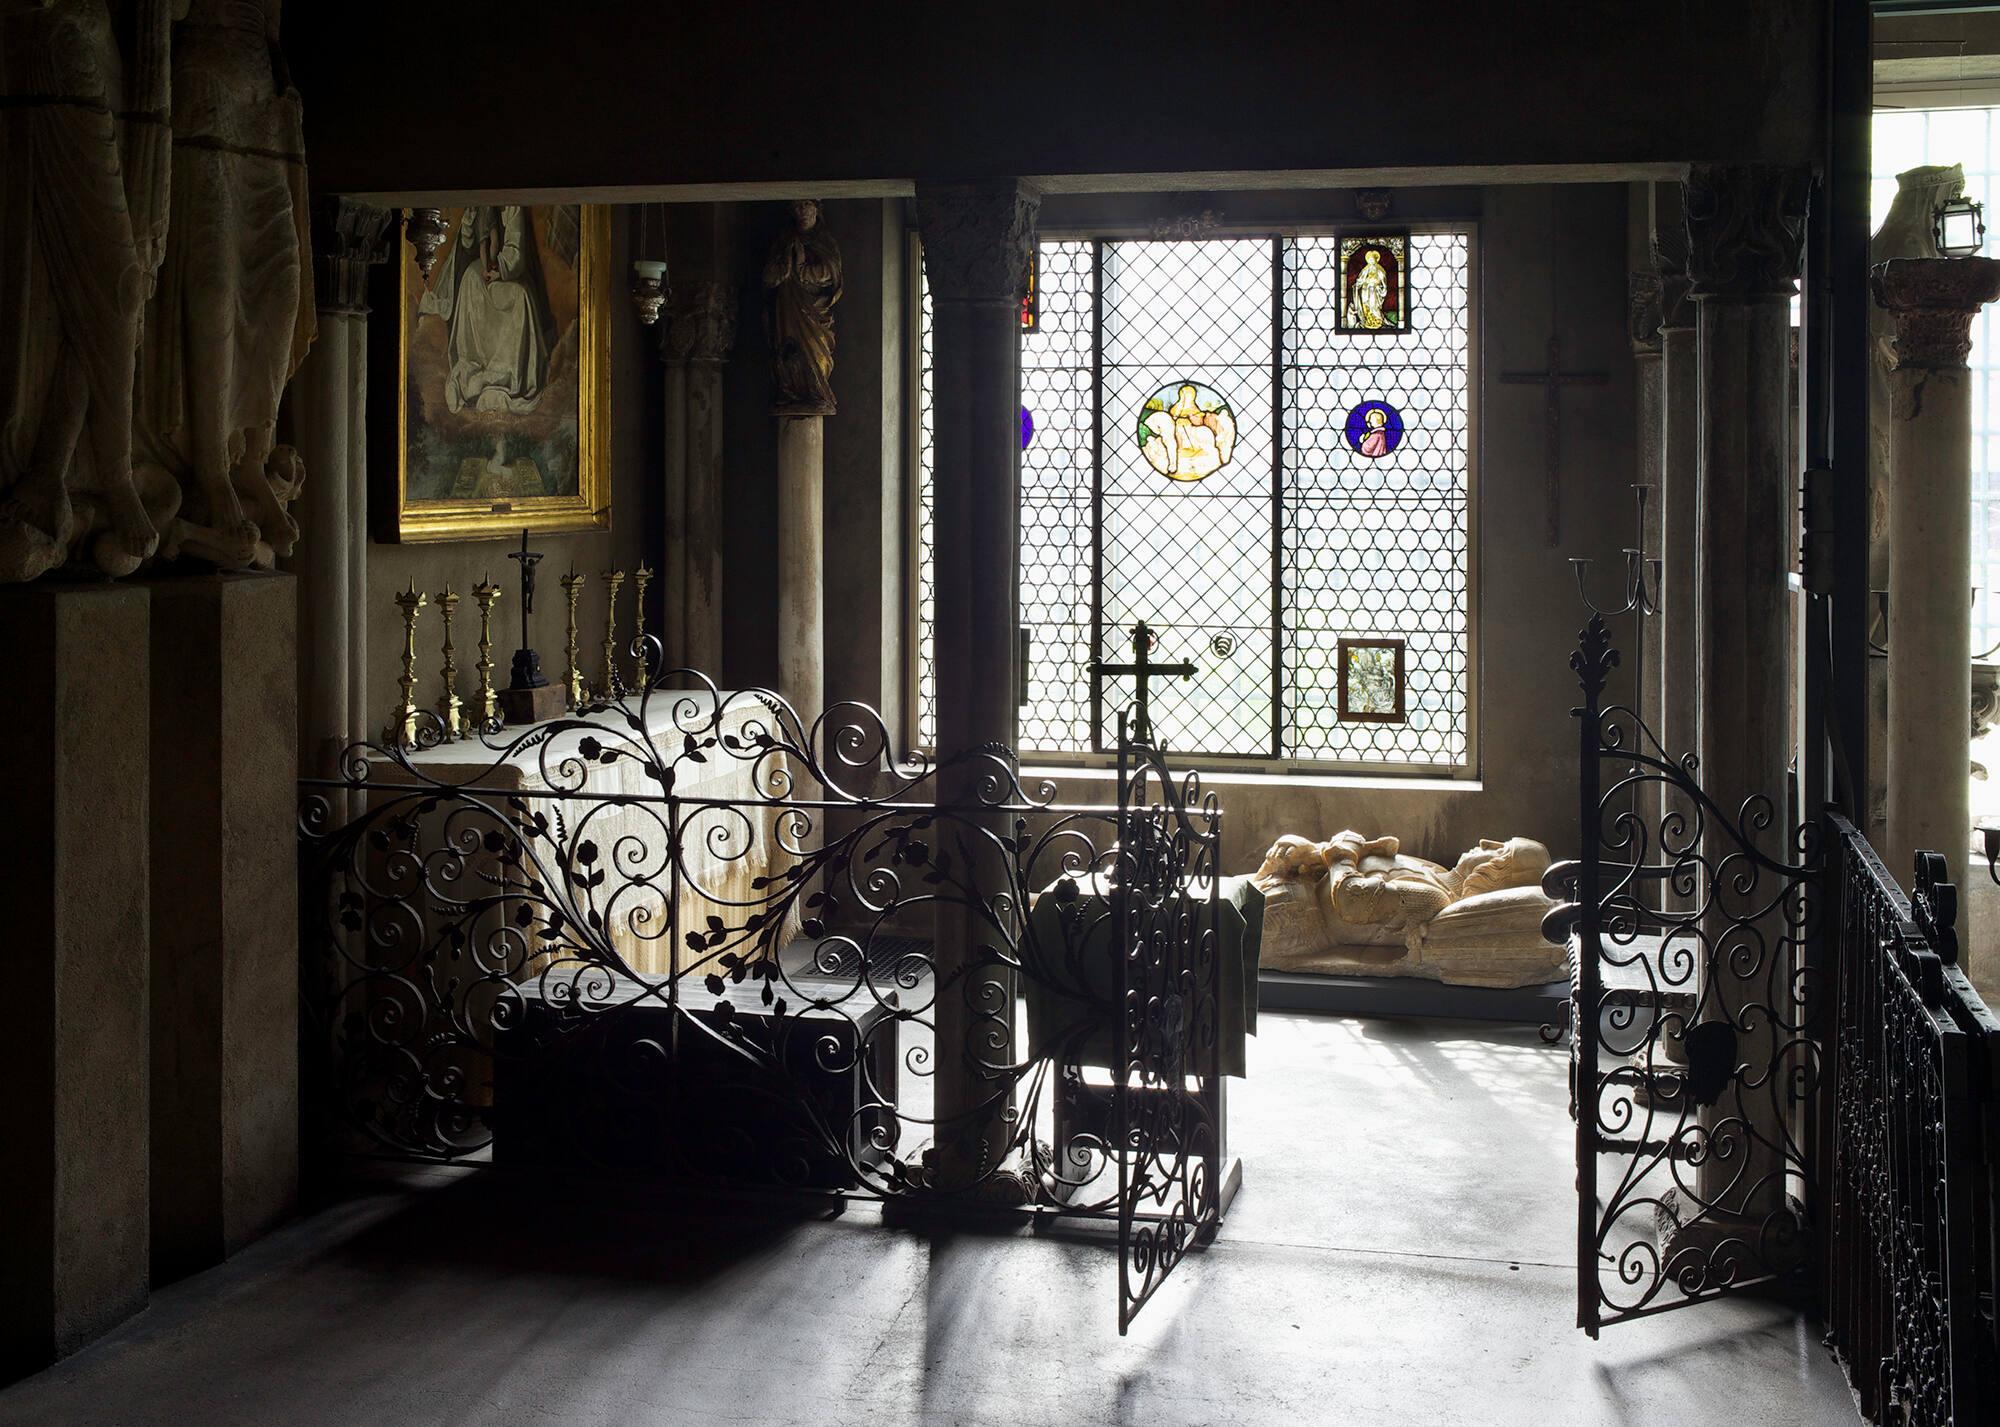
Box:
left=1090, top=620, right=1196, bottom=744
left=1500, top=335, right=1608, bottom=547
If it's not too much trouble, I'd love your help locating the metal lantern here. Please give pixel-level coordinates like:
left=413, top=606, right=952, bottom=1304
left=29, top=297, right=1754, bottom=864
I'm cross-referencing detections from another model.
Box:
left=1935, top=195, right=1987, bottom=257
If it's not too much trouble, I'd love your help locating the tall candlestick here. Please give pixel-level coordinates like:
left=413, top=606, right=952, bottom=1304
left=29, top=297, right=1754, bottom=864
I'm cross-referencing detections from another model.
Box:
left=433, top=585, right=463, bottom=739
left=599, top=569, right=627, bottom=701
left=631, top=562, right=654, bottom=690
left=471, top=577, right=502, bottom=734
left=560, top=568, right=587, bottom=711
left=384, top=582, right=427, bottom=749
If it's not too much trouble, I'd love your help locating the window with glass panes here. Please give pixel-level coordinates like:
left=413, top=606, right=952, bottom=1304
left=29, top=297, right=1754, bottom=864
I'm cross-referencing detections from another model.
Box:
left=915, top=230, right=1475, bottom=770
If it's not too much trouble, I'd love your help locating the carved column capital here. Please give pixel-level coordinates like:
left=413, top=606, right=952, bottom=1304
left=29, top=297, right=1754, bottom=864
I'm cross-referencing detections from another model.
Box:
left=310, top=197, right=394, bottom=316
left=1871, top=256, right=2000, bottom=370
left=662, top=281, right=737, bottom=364
left=1684, top=164, right=1811, bottom=302
left=1628, top=270, right=1664, bottom=355
left=913, top=179, right=1042, bottom=305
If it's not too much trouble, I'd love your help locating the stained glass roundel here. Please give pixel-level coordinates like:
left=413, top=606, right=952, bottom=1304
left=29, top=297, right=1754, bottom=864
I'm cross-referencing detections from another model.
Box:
left=1344, top=399, right=1404, bottom=458
left=1021, top=405, right=1035, bottom=451
left=1136, top=381, right=1236, bottom=482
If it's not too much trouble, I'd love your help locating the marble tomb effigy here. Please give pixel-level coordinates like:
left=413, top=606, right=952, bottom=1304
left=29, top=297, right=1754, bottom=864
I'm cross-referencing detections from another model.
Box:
left=1254, top=830, right=1565, bottom=989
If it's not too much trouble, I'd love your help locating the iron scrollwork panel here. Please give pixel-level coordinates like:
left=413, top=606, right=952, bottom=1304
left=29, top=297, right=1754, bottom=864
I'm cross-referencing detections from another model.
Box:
left=1825, top=825, right=1996, bottom=1427
left=1549, top=616, right=1820, bottom=1335
left=300, top=657, right=1227, bottom=1223
left=1113, top=732, right=1225, bottom=1334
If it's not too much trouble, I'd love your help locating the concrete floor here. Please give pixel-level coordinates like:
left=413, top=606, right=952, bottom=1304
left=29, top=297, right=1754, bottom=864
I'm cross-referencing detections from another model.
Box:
left=0, top=1013, right=1859, bottom=1426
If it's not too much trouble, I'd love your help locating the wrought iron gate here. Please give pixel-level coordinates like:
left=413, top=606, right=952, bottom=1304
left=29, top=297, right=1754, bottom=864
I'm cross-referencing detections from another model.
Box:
left=298, top=660, right=1225, bottom=1332
left=1111, top=715, right=1225, bottom=1332
left=1547, top=617, right=1820, bottom=1334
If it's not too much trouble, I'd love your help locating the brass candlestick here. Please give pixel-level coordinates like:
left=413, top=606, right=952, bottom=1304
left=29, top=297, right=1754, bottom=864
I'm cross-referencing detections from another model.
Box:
left=434, top=585, right=463, bottom=740
left=599, top=568, right=627, bottom=700
left=384, top=582, right=427, bottom=749
left=631, top=562, right=653, bottom=690
left=471, top=577, right=502, bottom=733
left=560, top=568, right=586, bottom=711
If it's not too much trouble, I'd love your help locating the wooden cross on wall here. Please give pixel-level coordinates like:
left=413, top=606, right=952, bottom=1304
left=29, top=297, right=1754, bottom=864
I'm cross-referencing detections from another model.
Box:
left=1500, top=336, right=1608, bottom=547
left=1090, top=620, right=1195, bottom=744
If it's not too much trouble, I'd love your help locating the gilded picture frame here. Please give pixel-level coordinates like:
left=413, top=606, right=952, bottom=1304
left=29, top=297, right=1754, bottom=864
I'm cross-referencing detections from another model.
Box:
left=393, top=204, right=610, bottom=541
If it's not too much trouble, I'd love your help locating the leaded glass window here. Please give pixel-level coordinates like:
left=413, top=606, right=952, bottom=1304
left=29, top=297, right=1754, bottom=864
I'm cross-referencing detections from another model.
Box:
left=914, top=229, right=1476, bottom=771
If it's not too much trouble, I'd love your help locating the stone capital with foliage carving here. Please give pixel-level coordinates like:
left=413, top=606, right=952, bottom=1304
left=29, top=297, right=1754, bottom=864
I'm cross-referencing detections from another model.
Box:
left=1872, top=256, right=2000, bottom=370
left=1684, top=164, right=1811, bottom=301
left=913, top=179, right=1041, bottom=305
left=662, top=281, right=737, bottom=365
left=1628, top=270, right=1663, bottom=354
left=311, top=197, right=394, bottom=316
left=1650, top=228, right=1694, bottom=333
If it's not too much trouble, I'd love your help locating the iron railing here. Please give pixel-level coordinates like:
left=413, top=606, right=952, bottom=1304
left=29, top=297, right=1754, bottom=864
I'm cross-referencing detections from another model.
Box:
left=1825, top=818, right=2000, bottom=1426
left=297, top=655, right=1227, bottom=1291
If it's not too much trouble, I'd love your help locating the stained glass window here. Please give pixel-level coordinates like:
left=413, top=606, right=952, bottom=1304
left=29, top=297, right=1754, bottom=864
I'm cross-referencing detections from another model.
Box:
left=915, top=229, right=1474, bottom=770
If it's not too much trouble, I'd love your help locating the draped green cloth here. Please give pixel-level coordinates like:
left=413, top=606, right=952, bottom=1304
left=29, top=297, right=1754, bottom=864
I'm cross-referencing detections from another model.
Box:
left=1021, top=875, right=1263, bottom=1077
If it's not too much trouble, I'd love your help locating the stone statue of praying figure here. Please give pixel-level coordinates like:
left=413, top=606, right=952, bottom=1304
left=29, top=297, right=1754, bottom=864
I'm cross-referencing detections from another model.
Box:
left=763, top=199, right=842, bottom=415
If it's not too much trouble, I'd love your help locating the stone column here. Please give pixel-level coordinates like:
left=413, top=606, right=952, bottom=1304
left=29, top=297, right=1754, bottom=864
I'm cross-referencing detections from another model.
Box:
left=659, top=324, right=690, bottom=675
left=914, top=179, right=1039, bottom=1194
left=287, top=198, right=390, bottom=778
left=670, top=283, right=736, bottom=680
left=776, top=416, right=826, bottom=718
left=1874, top=257, right=2000, bottom=896
left=1681, top=163, right=1810, bottom=1236
left=0, top=585, right=152, bottom=1381
left=1630, top=270, right=1665, bottom=839
left=765, top=202, right=839, bottom=721
left=1868, top=166, right=1966, bottom=844
left=1654, top=221, right=1699, bottom=813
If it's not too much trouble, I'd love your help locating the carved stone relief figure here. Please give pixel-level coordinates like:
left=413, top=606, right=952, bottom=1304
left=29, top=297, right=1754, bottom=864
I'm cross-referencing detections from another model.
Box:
left=136, top=0, right=315, bottom=570
left=0, top=0, right=182, bottom=581
left=762, top=199, right=841, bottom=415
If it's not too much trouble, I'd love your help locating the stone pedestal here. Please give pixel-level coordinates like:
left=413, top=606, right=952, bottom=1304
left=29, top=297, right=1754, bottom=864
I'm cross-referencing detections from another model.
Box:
left=914, top=179, right=1039, bottom=1194
left=776, top=415, right=826, bottom=720
left=665, top=283, right=736, bottom=680
left=146, top=574, right=300, bottom=1285
left=0, top=584, right=151, bottom=1381
left=1874, top=256, right=2000, bottom=897
left=1684, top=163, right=1809, bottom=1236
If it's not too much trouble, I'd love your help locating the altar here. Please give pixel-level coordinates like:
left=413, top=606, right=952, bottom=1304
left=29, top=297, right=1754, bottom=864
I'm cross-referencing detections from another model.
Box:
left=363, top=690, right=795, bottom=981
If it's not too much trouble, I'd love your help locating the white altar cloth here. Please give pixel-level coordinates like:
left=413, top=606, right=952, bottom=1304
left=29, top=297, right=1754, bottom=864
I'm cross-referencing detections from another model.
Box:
left=368, top=693, right=794, bottom=980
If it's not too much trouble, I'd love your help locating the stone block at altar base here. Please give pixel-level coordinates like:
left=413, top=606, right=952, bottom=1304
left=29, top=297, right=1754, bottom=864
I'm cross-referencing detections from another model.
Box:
left=0, top=584, right=152, bottom=1380
left=146, top=573, right=300, bottom=1285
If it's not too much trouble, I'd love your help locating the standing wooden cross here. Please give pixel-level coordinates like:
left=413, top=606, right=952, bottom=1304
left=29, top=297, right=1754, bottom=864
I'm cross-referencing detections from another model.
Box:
left=1091, top=620, right=1195, bottom=744
left=1500, top=336, right=1608, bottom=547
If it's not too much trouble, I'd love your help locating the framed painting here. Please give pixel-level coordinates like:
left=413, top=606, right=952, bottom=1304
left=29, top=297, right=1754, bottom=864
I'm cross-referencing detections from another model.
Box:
left=1337, top=637, right=1407, bottom=722
left=393, top=204, right=610, bottom=541
left=1333, top=229, right=1412, bottom=335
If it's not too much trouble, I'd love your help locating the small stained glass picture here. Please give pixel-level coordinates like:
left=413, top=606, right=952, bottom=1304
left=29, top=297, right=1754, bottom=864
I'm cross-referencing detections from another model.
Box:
left=1334, top=230, right=1411, bottom=335
left=1337, top=637, right=1406, bottom=723
left=1345, top=400, right=1404, bottom=458
left=1020, top=245, right=1039, bottom=331
left=1137, top=381, right=1237, bottom=482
